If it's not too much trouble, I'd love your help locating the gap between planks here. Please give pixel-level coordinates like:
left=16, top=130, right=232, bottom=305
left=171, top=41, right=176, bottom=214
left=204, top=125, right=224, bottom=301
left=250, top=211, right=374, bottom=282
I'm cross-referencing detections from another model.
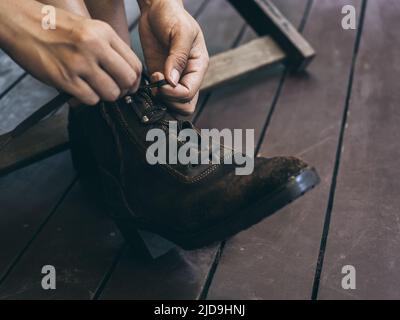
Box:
left=310, top=0, right=369, bottom=300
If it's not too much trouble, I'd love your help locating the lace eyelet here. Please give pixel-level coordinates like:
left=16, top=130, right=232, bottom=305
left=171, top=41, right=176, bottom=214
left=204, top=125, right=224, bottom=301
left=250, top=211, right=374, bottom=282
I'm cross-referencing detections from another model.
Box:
left=125, top=96, right=133, bottom=104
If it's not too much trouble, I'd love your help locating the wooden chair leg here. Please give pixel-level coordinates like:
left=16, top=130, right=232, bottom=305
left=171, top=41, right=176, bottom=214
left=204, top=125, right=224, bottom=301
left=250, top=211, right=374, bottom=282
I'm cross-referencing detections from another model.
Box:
left=227, top=0, right=315, bottom=70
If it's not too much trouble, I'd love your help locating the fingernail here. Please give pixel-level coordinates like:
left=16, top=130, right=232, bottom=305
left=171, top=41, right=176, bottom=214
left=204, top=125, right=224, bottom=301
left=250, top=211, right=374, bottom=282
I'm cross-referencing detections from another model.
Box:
left=112, top=88, right=121, bottom=98
left=170, top=69, right=180, bottom=86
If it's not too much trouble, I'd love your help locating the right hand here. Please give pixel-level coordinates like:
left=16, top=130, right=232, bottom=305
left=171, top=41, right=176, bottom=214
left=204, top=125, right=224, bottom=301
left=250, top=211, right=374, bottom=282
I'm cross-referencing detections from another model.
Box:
left=5, top=6, right=142, bottom=105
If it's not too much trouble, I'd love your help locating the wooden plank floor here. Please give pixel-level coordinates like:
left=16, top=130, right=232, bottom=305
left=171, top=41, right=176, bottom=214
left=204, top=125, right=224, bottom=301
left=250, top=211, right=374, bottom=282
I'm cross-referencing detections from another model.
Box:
left=318, top=0, right=400, bottom=300
left=0, top=0, right=399, bottom=300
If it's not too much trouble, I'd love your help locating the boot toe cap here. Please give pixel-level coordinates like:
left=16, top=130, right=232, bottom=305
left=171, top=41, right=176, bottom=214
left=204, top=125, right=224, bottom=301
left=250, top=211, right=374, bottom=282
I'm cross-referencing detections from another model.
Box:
left=255, top=156, right=309, bottom=186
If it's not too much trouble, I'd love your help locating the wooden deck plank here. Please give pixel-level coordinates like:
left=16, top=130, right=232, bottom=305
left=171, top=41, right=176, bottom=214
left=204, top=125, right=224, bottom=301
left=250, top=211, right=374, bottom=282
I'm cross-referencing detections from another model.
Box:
left=99, top=0, right=248, bottom=300
left=0, top=52, right=24, bottom=97
left=0, top=109, right=69, bottom=176
left=207, top=0, right=362, bottom=300
left=0, top=182, right=124, bottom=299
left=0, top=77, right=57, bottom=135
left=99, top=246, right=219, bottom=300
left=197, top=0, right=308, bottom=300
left=201, top=36, right=285, bottom=92
left=318, top=0, right=400, bottom=300
left=0, top=152, right=75, bottom=283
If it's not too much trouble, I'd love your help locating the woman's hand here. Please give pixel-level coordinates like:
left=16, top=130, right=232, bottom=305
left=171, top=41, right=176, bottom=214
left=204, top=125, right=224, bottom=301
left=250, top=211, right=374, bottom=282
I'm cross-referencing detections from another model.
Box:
left=0, top=0, right=142, bottom=105
left=138, top=0, right=209, bottom=115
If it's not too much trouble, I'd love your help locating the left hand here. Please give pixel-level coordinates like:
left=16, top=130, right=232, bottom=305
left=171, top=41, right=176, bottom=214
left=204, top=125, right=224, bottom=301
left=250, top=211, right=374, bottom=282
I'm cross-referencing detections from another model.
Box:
left=138, top=0, right=209, bottom=115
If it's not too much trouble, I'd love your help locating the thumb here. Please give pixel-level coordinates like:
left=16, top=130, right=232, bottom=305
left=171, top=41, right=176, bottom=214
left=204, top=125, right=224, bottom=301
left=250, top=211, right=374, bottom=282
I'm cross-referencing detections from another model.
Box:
left=165, top=30, right=193, bottom=87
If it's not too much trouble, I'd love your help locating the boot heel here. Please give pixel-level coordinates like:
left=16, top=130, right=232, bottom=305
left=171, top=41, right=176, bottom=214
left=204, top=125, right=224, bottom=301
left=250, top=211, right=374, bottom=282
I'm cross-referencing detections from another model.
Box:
left=99, top=167, right=157, bottom=259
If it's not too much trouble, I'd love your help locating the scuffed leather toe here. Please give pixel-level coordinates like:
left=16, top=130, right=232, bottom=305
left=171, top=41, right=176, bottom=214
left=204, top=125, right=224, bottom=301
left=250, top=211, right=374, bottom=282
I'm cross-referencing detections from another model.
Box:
left=255, top=156, right=308, bottom=189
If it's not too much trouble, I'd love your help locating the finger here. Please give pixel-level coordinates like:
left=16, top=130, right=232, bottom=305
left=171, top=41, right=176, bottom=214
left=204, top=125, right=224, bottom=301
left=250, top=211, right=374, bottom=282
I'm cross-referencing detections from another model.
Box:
left=110, top=35, right=143, bottom=77
left=161, top=46, right=208, bottom=101
left=175, top=35, right=209, bottom=96
left=156, top=73, right=200, bottom=103
left=164, top=70, right=204, bottom=101
left=183, top=33, right=209, bottom=93
left=166, top=92, right=199, bottom=116
left=82, top=66, right=121, bottom=102
left=100, top=46, right=141, bottom=94
left=150, top=72, right=198, bottom=115
left=64, top=77, right=100, bottom=106
left=165, top=27, right=195, bottom=86
left=151, top=72, right=191, bottom=103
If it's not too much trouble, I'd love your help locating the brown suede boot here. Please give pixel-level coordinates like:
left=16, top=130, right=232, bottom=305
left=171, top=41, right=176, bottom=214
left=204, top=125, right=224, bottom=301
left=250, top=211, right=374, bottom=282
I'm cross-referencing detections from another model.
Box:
left=68, top=86, right=319, bottom=251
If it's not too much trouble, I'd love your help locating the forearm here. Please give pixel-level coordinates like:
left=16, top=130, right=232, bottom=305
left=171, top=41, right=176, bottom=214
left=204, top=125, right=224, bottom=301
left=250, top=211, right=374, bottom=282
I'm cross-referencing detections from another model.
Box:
left=0, top=0, right=43, bottom=50
left=37, top=0, right=90, bottom=16
left=38, top=0, right=90, bottom=17
left=85, top=0, right=130, bottom=44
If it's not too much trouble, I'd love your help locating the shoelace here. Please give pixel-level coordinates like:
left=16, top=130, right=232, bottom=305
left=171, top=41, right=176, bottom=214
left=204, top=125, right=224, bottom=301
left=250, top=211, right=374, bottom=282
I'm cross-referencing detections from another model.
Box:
left=124, top=88, right=212, bottom=166
left=139, top=79, right=168, bottom=90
